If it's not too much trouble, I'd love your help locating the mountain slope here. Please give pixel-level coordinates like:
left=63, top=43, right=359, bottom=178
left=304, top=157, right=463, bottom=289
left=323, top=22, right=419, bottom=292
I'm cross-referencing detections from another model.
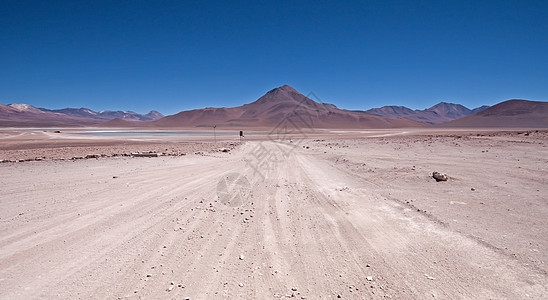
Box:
left=441, top=100, right=548, bottom=128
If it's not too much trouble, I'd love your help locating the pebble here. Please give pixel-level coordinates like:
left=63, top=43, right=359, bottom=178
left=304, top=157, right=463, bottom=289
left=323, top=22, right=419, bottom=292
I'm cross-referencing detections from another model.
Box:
left=366, top=276, right=373, bottom=281
left=167, top=286, right=173, bottom=292
left=239, top=254, right=245, bottom=260
left=239, top=282, right=244, bottom=287
left=146, top=274, right=152, bottom=277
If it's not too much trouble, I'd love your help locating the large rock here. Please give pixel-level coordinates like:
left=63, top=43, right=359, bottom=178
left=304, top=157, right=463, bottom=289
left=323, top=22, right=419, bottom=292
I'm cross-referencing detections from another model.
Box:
left=432, top=172, right=448, bottom=182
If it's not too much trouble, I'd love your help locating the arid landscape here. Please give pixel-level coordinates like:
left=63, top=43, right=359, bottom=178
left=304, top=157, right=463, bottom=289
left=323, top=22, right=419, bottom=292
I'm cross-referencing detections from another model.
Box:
left=1, top=86, right=548, bottom=299
left=1, top=126, right=547, bottom=299
left=4, top=0, right=548, bottom=298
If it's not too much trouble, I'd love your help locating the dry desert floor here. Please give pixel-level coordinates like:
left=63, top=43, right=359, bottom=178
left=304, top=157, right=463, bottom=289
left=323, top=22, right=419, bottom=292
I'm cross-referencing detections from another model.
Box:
left=0, top=129, right=547, bottom=299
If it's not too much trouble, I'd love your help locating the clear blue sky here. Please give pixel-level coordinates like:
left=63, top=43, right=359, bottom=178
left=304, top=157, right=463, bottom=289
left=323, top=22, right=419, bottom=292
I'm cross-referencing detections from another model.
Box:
left=1, top=0, right=547, bottom=115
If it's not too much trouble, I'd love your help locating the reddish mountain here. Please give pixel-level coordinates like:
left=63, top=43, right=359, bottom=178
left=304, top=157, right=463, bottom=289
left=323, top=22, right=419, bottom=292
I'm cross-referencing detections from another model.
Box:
left=441, top=100, right=548, bottom=128
left=152, top=107, right=245, bottom=128
left=367, top=102, right=489, bottom=124
left=151, top=85, right=425, bottom=129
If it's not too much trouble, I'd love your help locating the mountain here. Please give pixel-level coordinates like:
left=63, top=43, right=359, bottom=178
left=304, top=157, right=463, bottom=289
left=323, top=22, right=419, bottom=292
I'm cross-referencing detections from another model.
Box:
left=151, top=85, right=425, bottom=129
left=41, top=108, right=164, bottom=121
left=3, top=87, right=544, bottom=129
left=441, top=100, right=548, bottom=128
left=0, top=103, right=163, bottom=127
left=471, top=105, right=490, bottom=114
left=367, top=102, right=490, bottom=124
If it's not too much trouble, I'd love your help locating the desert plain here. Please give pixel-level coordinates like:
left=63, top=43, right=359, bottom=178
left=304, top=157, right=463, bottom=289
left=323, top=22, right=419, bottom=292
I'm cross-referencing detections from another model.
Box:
left=0, top=128, right=547, bottom=299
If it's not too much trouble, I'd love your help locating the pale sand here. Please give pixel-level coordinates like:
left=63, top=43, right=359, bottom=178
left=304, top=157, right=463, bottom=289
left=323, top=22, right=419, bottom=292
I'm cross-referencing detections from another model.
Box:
left=0, top=129, right=547, bottom=299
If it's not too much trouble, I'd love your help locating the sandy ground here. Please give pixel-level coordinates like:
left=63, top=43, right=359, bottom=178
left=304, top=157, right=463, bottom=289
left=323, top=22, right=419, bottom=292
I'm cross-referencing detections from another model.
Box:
left=0, top=129, right=547, bottom=299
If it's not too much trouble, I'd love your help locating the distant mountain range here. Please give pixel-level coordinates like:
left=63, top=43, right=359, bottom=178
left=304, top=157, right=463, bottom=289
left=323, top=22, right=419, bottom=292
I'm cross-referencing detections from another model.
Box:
left=366, top=103, right=490, bottom=124
left=1, top=85, right=547, bottom=128
left=0, top=103, right=163, bottom=127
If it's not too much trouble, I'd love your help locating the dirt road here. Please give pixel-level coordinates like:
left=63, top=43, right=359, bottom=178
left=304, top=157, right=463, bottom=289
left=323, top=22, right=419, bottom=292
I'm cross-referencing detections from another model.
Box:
left=1, top=139, right=546, bottom=299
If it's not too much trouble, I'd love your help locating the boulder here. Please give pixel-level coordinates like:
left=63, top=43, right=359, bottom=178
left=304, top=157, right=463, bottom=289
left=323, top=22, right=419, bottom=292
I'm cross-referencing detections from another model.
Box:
left=432, top=172, right=448, bottom=182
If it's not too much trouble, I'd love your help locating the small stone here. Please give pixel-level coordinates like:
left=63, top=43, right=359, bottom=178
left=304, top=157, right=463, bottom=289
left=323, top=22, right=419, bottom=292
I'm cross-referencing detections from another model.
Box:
left=170, top=281, right=174, bottom=285
left=432, top=172, right=448, bottom=182
left=167, top=286, right=173, bottom=292
left=146, top=274, right=152, bottom=277
left=238, top=282, right=244, bottom=287
left=239, top=254, right=245, bottom=260
left=471, top=187, right=476, bottom=191
left=366, top=276, right=373, bottom=281
left=291, top=287, right=298, bottom=291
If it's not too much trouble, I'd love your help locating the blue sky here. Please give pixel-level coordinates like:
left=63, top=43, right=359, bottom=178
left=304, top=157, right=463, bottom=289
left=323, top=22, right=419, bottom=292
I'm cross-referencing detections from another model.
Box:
left=1, top=0, right=547, bottom=115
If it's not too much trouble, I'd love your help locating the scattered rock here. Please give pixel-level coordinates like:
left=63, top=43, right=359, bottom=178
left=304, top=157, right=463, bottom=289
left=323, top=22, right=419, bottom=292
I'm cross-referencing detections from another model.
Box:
left=238, top=282, right=244, bottom=287
left=146, top=274, right=152, bottom=277
left=432, top=172, right=448, bottom=182
left=239, top=254, right=245, bottom=260
left=471, top=187, right=475, bottom=191
left=167, top=286, right=173, bottom=292
left=366, top=276, right=373, bottom=281
left=132, top=152, right=159, bottom=157
left=424, top=274, right=435, bottom=280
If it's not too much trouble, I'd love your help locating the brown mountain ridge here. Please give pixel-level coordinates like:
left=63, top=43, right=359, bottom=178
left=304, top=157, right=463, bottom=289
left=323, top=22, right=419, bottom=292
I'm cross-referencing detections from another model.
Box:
left=151, top=85, right=424, bottom=129
left=2, top=85, right=547, bottom=128
left=441, top=99, right=548, bottom=128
